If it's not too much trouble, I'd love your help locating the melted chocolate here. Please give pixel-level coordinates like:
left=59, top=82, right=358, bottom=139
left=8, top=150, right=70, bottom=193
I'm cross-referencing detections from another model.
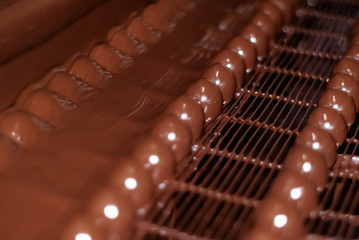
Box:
left=226, top=36, right=257, bottom=71
left=142, top=4, right=173, bottom=34
left=241, top=23, right=269, bottom=57
left=271, top=0, right=293, bottom=24
left=245, top=228, right=284, bottom=240
left=251, top=12, right=276, bottom=41
left=259, top=1, right=283, bottom=30
left=61, top=216, right=104, bottom=240
left=332, top=57, right=359, bottom=81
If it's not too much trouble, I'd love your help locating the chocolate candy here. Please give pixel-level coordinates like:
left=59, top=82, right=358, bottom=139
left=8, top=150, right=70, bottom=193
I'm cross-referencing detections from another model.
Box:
left=246, top=228, right=284, bottom=240
left=201, top=63, right=236, bottom=105
left=127, top=17, right=160, bottom=47
left=346, top=44, right=359, bottom=61
left=255, top=195, right=304, bottom=240
left=142, top=4, right=172, bottom=33
left=90, top=44, right=129, bottom=73
left=109, top=27, right=145, bottom=56
left=251, top=12, right=276, bottom=41
left=284, top=145, right=328, bottom=189
left=226, top=36, right=257, bottom=71
left=152, top=115, right=192, bottom=161
left=295, top=125, right=337, bottom=168
left=270, top=169, right=318, bottom=216
left=241, top=24, right=269, bottom=57
left=327, top=73, right=359, bottom=112
left=133, top=136, right=175, bottom=185
left=332, top=57, right=359, bottom=80
left=174, top=0, right=195, bottom=11
left=165, top=95, right=204, bottom=139
left=271, top=0, right=293, bottom=24
left=307, top=106, right=347, bottom=147
left=22, top=90, right=75, bottom=126
left=156, top=0, right=181, bottom=21
left=61, top=216, right=104, bottom=240
left=211, top=49, right=245, bottom=88
left=0, top=135, right=16, bottom=172
left=87, top=188, right=134, bottom=239
left=318, top=89, right=356, bottom=126
left=186, top=79, right=223, bottom=123
left=0, top=111, right=51, bottom=147
left=110, top=160, right=153, bottom=208
left=47, top=72, right=93, bottom=103
left=259, top=1, right=283, bottom=30
left=350, top=32, right=359, bottom=45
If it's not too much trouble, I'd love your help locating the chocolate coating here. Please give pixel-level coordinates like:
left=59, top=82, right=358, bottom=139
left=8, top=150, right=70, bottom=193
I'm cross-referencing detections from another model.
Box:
left=152, top=115, right=192, bottom=162
left=0, top=136, right=17, bottom=172
left=23, top=90, right=75, bottom=126
left=174, top=0, right=195, bottom=11
left=332, top=57, right=359, bottom=81
left=127, top=17, right=159, bottom=47
left=259, top=1, right=283, bottom=30
left=295, top=125, right=337, bottom=168
left=110, top=160, right=153, bottom=208
left=211, top=49, right=245, bottom=88
left=351, top=21, right=359, bottom=35
left=47, top=72, right=92, bottom=103
left=318, top=89, right=356, bottom=126
left=350, top=32, right=359, bottom=45
left=346, top=44, right=359, bottom=61
left=327, top=73, right=359, bottom=111
left=226, top=36, right=257, bottom=71
left=133, top=136, right=175, bottom=185
left=0, top=111, right=51, bottom=147
left=109, top=27, right=145, bottom=56
left=61, top=216, right=104, bottom=240
left=255, top=195, right=304, bottom=240
left=201, top=63, right=236, bottom=105
left=241, top=24, right=269, bottom=57
left=284, top=145, right=328, bottom=189
left=87, top=188, right=134, bottom=239
left=270, top=169, right=318, bottom=216
left=90, top=44, right=126, bottom=73
left=271, top=0, right=293, bottom=24
left=251, top=12, right=276, bottom=41
left=246, top=228, right=284, bottom=240
left=142, top=4, right=172, bottom=33
left=165, top=95, right=204, bottom=139
left=307, top=106, right=347, bottom=147
left=156, top=0, right=181, bottom=21
left=186, top=79, right=223, bottom=123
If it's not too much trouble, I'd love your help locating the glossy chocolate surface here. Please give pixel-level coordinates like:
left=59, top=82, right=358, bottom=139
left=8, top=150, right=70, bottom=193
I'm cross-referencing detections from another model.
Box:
left=246, top=228, right=284, bottom=240
left=318, top=89, right=356, bottom=126
left=255, top=195, right=304, bottom=240
left=241, top=24, right=269, bottom=57
left=186, top=79, right=223, bottom=123
left=165, top=95, right=204, bottom=139
left=332, top=57, right=359, bottom=81
left=346, top=44, right=359, bottom=61
left=284, top=145, right=328, bottom=189
left=127, top=16, right=160, bottom=47
left=271, top=0, right=293, bottom=24
left=226, top=35, right=257, bottom=71
left=307, top=106, right=347, bottom=147
left=61, top=216, right=104, bottom=240
left=142, top=4, right=173, bottom=33
left=211, top=49, right=245, bottom=88
left=327, top=72, right=359, bottom=112
left=270, top=169, right=318, bottom=216
left=201, top=63, right=236, bottom=105
left=133, top=136, right=175, bottom=185
left=259, top=1, right=283, bottom=30
left=251, top=12, right=276, bottom=41
left=295, top=125, right=337, bottom=168
left=152, top=115, right=192, bottom=162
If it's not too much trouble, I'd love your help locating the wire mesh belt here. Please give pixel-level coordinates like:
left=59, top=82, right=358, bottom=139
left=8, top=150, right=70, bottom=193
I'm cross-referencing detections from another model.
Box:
left=134, top=0, right=359, bottom=239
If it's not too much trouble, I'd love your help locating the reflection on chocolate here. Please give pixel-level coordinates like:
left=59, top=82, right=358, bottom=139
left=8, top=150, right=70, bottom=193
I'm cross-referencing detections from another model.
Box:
left=23, top=90, right=75, bottom=126
left=295, top=125, right=337, bottom=168
left=211, top=49, right=245, bottom=88
left=142, top=4, right=172, bottom=33
left=259, top=1, right=283, bottom=30
left=327, top=73, right=359, bottom=112
left=47, top=72, right=92, bottom=103
left=165, top=95, right=204, bottom=139
left=87, top=188, right=134, bottom=239
left=318, top=89, right=356, bottom=126
left=186, top=79, right=223, bottom=123
left=284, top=145, right=328, bottom=189
left=346, top=44, right=359, bottom=61
left=307, top=106, right=347, bottom=147
left=127, top=17, right=160, bottom=47
left=0, top=111, right=51, bottom=147
left=134, top=136, right=175, bottom=185
left=90, top=44, right=127, bottom=73
left=174, top=0, right=195, bottom=11
left=246, top=228, right=284, bottom=240
left=201, top=63, right=236, bottom=105
left=156, top=0, right=181, bottom=21
left=109, top=27, right=145, bottom=56
left=271, top=0, right=293, bottom=24
left=255, top=195, right=304, bottom=240
left=241, top=24, right=268, bottom=57
left=110, top=160, right=153, bottom=208
left=226, top=36, right=257, bottom=71
left=332, top=57, right=359, bottom=80
left=251, top=12, right=276, bottom=41
left=70, top=57, right=111, bottom=87
left=270, top=169, right=318, bottom=216
left=152, top=115, right=192, bottom=162
left=61, top=216, right=104, bottom=240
